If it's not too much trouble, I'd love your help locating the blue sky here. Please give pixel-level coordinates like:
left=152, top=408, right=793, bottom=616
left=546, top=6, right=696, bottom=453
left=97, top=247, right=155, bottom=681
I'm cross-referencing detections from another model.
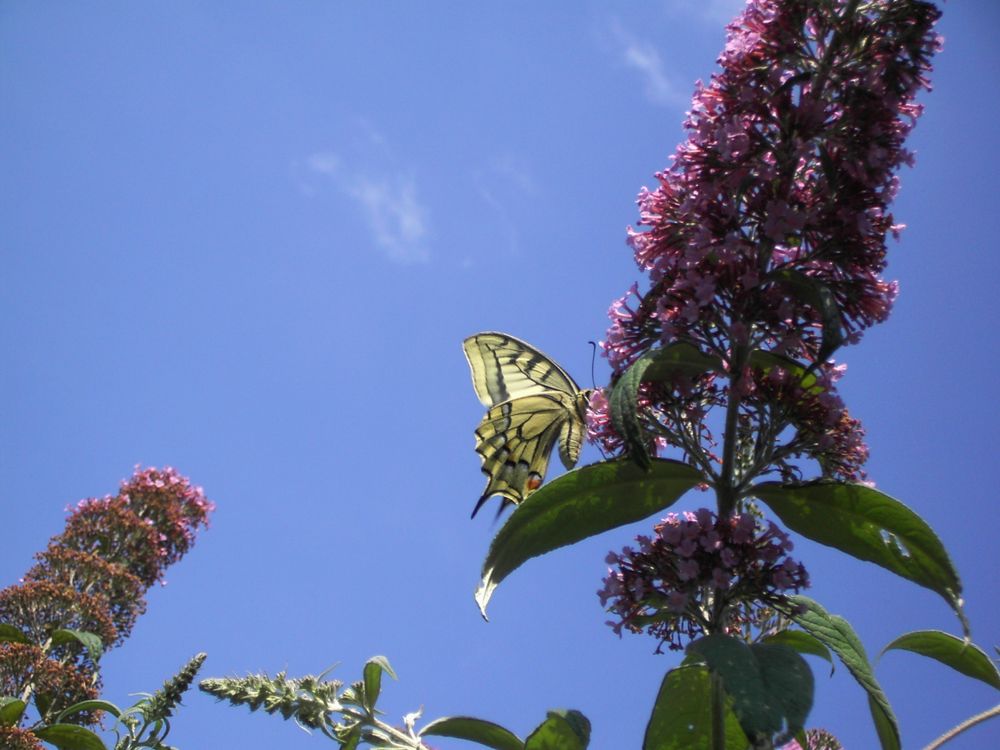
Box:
left=2, top=2, right=998, bottom=748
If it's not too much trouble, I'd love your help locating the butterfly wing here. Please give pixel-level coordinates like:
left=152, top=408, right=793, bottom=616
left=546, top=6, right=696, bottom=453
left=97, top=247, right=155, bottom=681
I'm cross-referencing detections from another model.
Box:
left=463, top=333, right=591, bottom=518
left=463, top=332, right=581, bottom=407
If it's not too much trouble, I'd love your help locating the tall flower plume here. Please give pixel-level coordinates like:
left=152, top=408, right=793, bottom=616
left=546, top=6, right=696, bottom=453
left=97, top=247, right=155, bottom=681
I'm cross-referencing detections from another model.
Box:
left=0, top=467, right=213, bottom=739
left=595, top=0, right=941, bottom=486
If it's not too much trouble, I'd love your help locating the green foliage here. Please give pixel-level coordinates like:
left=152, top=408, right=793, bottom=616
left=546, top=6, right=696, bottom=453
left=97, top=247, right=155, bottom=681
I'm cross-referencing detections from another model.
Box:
left=609, top=342, right=722, bottom=468
left=767, top=269, right=843, bottom=360
left=0, top=624, right=30, bottom=645
left=760, top=630, right=834, bottom=673
left=199, top=657, right=437, bottom=749
left=881, top=631, right=1000, bottom=691
left=421, top=716, right=523, bottom=750
left=523, top=710, right=590, bottom=750
left=475, top=459, right=703, bottom=616
left=786, top=596, right=899, bottom=750
left=51, top=630, right=104, bottom=665
left=33, top=724, right=106, bottom=750
left=642, top=662, right=748, bottom=750
left=752, top=481, right=964, bottom=624
left=0, top=697, right=27, bottom=727
left=687, top=635, right=813, bottom=741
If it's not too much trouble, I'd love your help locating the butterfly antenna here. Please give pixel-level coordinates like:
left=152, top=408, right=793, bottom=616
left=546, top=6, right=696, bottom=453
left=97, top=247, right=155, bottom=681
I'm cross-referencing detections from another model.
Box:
left=588, top=341, right=599, bottom=389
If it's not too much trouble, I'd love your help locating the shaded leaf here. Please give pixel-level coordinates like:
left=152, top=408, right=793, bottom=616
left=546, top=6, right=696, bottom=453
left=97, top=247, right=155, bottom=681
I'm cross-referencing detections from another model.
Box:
left=0, top=697, right=26, bottom=727
left=747, top=350, right=824, bottom=396
left=688, top=635, right=812, bottom=739
left=51, top=630, right=104, bottom=663
left=769, top=269, right=843, bottom=360
left=421, top=716, right=523, bottom=750
left=524, top=710, right=590, bottom=750
left=643, top=662, right=748, bottom=750
left=786, top=596, right=899, bottom=750
left=752, top=481, right=963, bottom=622
left=0, top=624, right=29, bottom=645
left=33, top=724, right=107, bottom=750
left=55, top=700, right=121, bottom=723
left=760, top=630, right=834, bottom=674
left=476, top=459, right=703, bottom=616
left=751, top=643, right=814, bottom=737
left=610, top=343, right=722, bottom=469
left=882, top=630, right=1000, bottom=691
left=362, top=655, right=395, bottom=710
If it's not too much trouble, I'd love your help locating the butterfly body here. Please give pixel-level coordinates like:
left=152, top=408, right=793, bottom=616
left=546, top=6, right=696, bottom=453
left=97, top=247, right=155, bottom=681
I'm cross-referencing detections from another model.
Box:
left=463, top=332, right=592, bottom=518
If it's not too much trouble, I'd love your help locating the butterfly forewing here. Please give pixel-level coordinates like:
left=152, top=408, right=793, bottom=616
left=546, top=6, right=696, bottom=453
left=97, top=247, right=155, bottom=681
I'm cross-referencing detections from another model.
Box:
left=463, top=332, right=581, bottom=407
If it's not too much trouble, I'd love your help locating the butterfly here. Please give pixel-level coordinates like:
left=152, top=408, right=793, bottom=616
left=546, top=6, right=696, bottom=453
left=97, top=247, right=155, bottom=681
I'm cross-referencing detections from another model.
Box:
left=463, top=332, right=592, bottom=518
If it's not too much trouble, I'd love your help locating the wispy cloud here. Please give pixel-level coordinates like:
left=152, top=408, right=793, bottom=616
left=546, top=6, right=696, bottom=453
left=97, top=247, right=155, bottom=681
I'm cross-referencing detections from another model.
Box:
left=346, top=175, right=429, bottom=264
left=298, top=134, right=430, bottom=265
left=607, top=19, right=687, bottom=108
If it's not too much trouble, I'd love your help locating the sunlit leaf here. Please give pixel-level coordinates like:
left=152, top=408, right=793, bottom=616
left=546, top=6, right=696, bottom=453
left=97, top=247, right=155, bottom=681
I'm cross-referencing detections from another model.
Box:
left=752, top=481, right=963, bottom=622
left=476, top=459, right=703, bottom=616
left=524, top=710, right=590, bottom=750
left=642, top=662, right=748, bottom=750
left=362, top=655, right=395, bottom=710
left=785, top=596, right=899, bottom=750
left=421, top=716, right=523, bottom=750
left=882, top=630, right=1000, bottom=691
left=0, top=697, right=26, bottom=727
left=33, top=724, right=107, bottom=750
left=55, top=700, right=121, bottom=724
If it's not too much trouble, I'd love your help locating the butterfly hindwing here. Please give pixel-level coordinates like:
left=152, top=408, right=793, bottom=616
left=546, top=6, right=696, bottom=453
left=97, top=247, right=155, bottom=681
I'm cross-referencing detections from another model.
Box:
left=463, top=332, right=591, bottom=518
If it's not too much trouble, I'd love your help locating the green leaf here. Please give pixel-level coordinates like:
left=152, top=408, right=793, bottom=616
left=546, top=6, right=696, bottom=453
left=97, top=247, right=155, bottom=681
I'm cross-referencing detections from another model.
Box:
left=0, top=624, right=29, bottom=645
left=362, top=655, right=395, bottom=710
left=55, top=700, right=121, bottom=724
left=747, top=350, right=824, bottom=396
left=750, top=643, right=814, bottom=737
left=0, top=697, right=26, bottom=727
left=51, top=630, right=104, bottom=663
left=786, top=596, right=899, bottom=750
left=610, top=343, right=722, bottom=469
left=340, top=729, right=361, bottom=750
left=475, top=458, right=703, bottom=617
left=33, top=724, right=108, bottom=750
left=752, top=481, right=964, bottom=621
left=421, top=716, right=523, bottom=750
left=687, top=635, right=812, bottom=738
left=760, top=630, right=834, bottom=674
left=524, top=710, right=590, bottom=750
left=881, top=630, right=1000, bottom=691
left=643, top=662, right=748, bottom=750
left=769, top=269, right=843, bottom=360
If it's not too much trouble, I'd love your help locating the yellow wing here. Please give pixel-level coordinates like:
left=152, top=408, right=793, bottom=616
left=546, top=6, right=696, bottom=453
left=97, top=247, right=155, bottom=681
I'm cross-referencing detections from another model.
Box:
left=463, top=332, right=591, bottom=518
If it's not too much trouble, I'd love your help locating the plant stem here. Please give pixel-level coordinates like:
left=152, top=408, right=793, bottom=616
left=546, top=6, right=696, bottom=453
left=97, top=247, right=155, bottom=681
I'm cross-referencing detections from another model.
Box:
left=711, top=670, right=725, bottom=750
left=922, top=703, right=1000, bottom=750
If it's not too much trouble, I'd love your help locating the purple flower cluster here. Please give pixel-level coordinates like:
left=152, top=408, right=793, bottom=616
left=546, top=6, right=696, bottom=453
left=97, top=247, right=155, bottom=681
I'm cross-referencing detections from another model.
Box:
left=596, top=0, right=941, bottom=484
left=599, top=509, right=808, bottom=651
